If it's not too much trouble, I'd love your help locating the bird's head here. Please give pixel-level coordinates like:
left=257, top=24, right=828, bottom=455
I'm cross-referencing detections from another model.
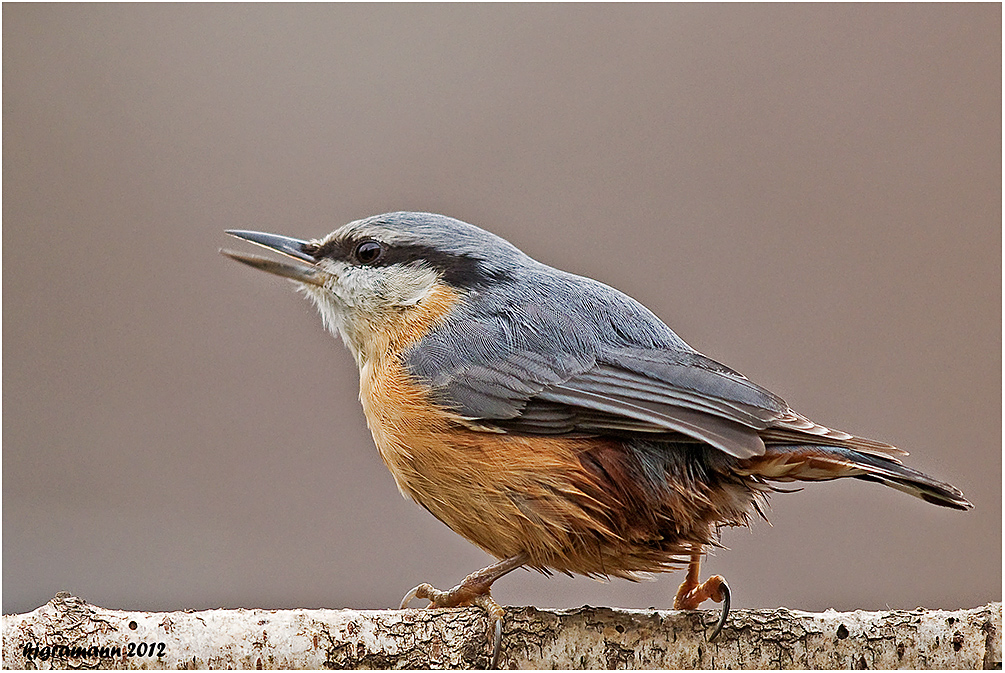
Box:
left=222, top=212, right=525, bottom=366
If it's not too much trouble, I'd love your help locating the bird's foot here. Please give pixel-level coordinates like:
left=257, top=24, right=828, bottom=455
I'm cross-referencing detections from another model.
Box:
left=400, top=556, right=525, bottom=669
left=401, top=581, right=504, bottom=668
left=674, top=573, right=731, bottom=641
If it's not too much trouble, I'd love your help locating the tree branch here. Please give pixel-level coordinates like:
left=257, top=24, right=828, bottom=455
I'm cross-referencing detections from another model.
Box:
left=3, top=593, right=1000, bottom=669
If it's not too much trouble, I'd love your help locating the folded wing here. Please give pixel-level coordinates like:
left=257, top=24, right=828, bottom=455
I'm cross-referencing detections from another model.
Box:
left=404, top=276, right=905, bottom=461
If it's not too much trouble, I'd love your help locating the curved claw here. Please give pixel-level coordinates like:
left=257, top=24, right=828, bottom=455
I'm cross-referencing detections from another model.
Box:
left=400, top=586, right=420, bottom=610
left=707, top=579, right=730, bottom=642
left=400, top=583, right=433, bottom=609
left=490, top=616, right=502, bottom=669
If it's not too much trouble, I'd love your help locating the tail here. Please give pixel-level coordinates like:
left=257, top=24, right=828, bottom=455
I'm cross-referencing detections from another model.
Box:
left=737, top=445, right=973, bottom=510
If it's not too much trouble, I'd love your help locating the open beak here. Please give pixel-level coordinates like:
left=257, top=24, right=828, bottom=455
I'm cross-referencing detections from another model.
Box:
left=221, top=230, right=325, bottom=286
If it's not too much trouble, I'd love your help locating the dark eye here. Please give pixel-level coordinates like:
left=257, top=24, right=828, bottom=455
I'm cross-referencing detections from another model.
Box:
left=354, top=240, right=384, bottom=265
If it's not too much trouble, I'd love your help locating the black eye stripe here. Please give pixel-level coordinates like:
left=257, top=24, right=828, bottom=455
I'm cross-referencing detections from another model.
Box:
left=309, top=237, right=512, bottom=290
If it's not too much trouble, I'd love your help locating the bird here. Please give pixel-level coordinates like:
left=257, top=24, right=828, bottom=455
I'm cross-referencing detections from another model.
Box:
left=222, top=211, right=971, bottom=667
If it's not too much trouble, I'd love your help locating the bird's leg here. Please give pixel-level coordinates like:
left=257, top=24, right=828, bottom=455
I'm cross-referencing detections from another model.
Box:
left=400, top=553, right=527, bottom=668
left=673, top=547, right=731, bottom=641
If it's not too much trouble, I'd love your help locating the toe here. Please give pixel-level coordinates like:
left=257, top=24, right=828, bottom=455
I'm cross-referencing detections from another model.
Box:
left=474, top=594, right=505, bottom=669
left=675, top=574, right=728, bottom=610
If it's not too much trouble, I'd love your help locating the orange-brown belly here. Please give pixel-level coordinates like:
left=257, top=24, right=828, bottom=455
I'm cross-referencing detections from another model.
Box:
left=357, top=351, right=739, bottom=577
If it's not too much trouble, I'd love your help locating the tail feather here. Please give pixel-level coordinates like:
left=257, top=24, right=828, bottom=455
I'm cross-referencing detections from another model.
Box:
left=738, top=444, right=972, bottom=511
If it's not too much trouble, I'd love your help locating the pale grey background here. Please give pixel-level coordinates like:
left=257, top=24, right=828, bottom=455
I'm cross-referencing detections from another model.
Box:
left=4, top=4, right=1000, bottom=616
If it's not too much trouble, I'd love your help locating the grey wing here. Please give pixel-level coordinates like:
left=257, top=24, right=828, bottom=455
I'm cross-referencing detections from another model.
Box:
left=409, top=343, right=786, bottom=459
left=535, top=349, right=787, bottom=458
left=403, top=282, right=795, bottom=459
left=403, top=272, right=904, bottom=461
left=539, top=349, right=905, bottom=459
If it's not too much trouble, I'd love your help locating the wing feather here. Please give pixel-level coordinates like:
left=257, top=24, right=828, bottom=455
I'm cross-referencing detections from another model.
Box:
left=404, top=272, right=900, bottom=460
left=536, top=384, right=766, bottom=458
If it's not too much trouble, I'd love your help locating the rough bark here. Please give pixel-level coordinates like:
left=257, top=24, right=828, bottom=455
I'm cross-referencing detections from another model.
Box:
left=3, top=593, right=1000, bottom=669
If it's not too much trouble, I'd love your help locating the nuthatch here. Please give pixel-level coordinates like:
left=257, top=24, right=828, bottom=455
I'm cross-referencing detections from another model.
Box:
left=223, top=212, right=971, bottom=667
